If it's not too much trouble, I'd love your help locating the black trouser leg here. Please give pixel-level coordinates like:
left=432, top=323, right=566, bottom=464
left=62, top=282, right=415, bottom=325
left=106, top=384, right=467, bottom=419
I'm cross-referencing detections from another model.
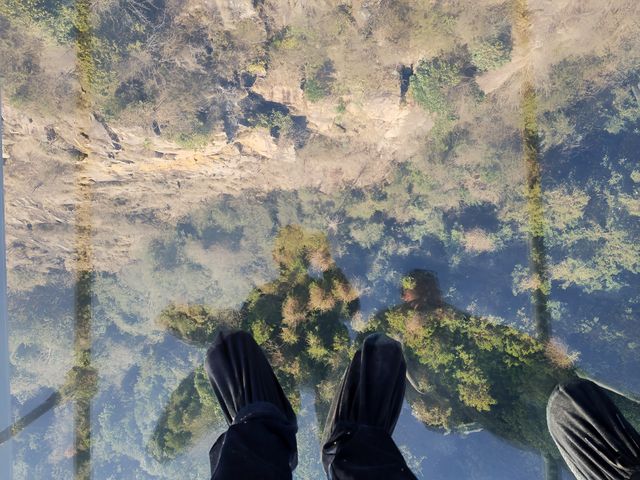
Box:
left=322, top=422, right=417, bottom=480
left=209, top=402, right=297, bottom=480
left=547, top=378, right=640, bottom=480
left=205, top=330, right=298, bottom=480
left=322, top=333, right=417, bottom=480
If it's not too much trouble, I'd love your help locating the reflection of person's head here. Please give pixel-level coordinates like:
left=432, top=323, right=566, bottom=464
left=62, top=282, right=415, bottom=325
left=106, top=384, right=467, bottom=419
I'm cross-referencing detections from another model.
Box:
left=401, top=269, right=443, bottom=310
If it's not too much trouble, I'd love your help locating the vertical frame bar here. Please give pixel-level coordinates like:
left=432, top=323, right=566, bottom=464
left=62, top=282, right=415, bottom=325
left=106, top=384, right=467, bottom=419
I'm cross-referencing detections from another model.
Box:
left=0, top=87, right=14, bottom=479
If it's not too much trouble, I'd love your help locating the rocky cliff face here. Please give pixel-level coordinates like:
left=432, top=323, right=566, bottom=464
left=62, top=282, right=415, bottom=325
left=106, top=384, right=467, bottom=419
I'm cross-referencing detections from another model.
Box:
left=3, top=0, right=639, bottom=288
left=1, top=1, right=435, bottom=285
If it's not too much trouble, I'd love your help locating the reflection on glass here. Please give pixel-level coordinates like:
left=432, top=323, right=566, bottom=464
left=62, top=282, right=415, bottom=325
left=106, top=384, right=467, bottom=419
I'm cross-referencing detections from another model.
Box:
left=151, top=226, right=356, bottom=461
left=1, top=0, right=639, bottom=478
left=1, top=84, right=13, bottom=479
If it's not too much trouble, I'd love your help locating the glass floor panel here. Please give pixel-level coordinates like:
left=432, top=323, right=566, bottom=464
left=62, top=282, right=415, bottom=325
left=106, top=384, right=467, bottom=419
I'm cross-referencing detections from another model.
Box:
left=1, top=1, right=639, bottom=478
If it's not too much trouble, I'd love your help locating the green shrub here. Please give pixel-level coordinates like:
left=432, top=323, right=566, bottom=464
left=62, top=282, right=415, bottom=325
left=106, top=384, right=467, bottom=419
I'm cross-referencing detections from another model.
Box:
left=257, top=110, right=294, bottom=137
left=410, top=56, right=462, bottom=114
left=303, top=78, right=328, bottom=102
left=303, top=60, right=335, bottom=102
left=470, top=39, right=511, bottom=72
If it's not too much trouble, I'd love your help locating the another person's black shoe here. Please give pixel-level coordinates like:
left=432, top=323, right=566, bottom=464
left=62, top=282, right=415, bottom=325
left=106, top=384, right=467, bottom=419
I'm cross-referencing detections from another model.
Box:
left=547, top=378, right=640, bottom=480
left=205, top=330, right=298, bottom=480
left=322, top=333, right=417, bottom=479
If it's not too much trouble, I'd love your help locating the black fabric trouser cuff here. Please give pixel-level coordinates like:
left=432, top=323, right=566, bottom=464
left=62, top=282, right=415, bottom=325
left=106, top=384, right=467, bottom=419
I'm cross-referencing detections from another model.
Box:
left=210, top=401, right=298, bottom=480
left=322, top=422, right=417, bottom=480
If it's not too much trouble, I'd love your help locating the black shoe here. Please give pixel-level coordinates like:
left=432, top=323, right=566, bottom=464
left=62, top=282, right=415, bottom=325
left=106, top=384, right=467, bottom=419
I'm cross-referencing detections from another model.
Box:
left=547, top=378, right=640, bottom=480
left=323, top=332, right=407, bottom=440
left=205, top=329, right=296, bottom=426
left=322, top=333, right=414, bottom=479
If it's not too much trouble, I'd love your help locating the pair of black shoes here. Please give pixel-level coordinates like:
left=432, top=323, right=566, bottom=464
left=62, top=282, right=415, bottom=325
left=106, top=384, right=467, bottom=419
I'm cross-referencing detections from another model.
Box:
left=205, top=330, right=413, bottom=479
left=206, top=330, right=640, bottom=480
